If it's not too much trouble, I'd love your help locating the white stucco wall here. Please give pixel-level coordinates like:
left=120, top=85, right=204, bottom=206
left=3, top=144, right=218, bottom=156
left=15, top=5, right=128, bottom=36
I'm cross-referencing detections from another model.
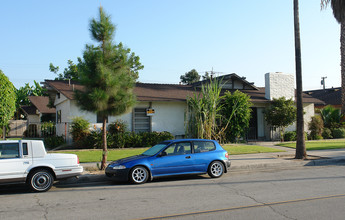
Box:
left=150, top=102, right=186, bottom=137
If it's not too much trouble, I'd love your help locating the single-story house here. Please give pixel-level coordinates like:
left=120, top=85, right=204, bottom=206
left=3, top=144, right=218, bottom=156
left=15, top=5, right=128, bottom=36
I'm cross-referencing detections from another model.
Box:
left=21, top=96, right=56, bottom=123
left=304, top=87, right=341, bottom=110
left=43, top=72, right=323, bottom=142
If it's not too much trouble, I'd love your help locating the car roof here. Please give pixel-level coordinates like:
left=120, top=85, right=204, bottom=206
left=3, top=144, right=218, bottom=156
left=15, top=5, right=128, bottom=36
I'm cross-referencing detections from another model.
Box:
left=164, top=139, right=217, bottom=143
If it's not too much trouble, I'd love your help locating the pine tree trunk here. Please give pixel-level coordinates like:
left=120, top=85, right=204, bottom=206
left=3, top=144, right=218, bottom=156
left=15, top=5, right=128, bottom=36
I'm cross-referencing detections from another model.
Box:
left=341, top=21, right=345, bottom=115
left=293, top=0, right=307, bottom=159
left=101, top=117, right=108, bottom=170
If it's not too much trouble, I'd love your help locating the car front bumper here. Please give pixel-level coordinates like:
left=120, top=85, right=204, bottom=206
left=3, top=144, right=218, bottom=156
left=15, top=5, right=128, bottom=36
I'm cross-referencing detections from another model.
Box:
left=105, top=166, right=130, bottom=182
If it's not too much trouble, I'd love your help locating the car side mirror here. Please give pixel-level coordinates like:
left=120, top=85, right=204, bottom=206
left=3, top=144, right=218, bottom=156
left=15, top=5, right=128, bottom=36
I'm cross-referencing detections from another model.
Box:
left=159, top=152, right=167, bottom=157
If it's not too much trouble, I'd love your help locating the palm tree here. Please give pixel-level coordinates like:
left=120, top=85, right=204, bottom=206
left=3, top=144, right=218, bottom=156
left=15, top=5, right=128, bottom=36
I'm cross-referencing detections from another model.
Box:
left=321, top=1, right=345, bottom=114
left=294, top=0, right=307, bottom=159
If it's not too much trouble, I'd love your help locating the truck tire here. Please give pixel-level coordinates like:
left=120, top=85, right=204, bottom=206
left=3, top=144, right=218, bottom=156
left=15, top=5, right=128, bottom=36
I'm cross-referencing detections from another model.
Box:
left=27, top=169, right=54, bottom=192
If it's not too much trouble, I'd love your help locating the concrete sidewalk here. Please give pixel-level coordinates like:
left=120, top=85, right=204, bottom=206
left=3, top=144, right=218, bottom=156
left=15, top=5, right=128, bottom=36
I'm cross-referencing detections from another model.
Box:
left=65, top=143, right=345, bottom=184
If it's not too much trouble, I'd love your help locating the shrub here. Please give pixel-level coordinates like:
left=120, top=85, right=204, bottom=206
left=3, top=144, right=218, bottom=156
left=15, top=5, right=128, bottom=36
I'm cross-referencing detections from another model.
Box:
left=284, top=131, right=296, bottom=141
left=44, top=136, right=65, bottom=150
left=70, top=117, right=90, bottom=148
left=108, top=120, right=127, bottom=135
left=322, top=128, right=333, bottom=139
left=308, top=115, right=324, bottom=140
left=41, top=122, right=56, bottom=137
left=332, top=128, right=345, bottom=138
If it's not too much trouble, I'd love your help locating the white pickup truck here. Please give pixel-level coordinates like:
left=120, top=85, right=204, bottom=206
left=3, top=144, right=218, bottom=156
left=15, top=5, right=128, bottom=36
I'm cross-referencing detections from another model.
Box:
left=0, top=140, right=83, bottom=192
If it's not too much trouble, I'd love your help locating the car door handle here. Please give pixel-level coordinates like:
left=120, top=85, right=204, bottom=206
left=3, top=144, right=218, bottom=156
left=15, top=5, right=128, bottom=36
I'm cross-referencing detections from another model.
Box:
left=185, top=156, right=191, bottom=159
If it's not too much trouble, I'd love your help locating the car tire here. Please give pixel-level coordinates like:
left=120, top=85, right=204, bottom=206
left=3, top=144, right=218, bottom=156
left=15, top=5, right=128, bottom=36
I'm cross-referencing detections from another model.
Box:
left=27, top=169, right=54, bottom=192
left=130, top=166, right=149, bottom=184
left=208, top=161, right=224, bottom=178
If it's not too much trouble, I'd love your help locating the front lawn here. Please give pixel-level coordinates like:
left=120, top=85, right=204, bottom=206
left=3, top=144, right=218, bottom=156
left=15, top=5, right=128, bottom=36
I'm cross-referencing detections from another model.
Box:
left=222, top=144, right=283, bottom=155
left=277, top=139, right=345, bottom=151
left=54, top=144, right=283, bottom=163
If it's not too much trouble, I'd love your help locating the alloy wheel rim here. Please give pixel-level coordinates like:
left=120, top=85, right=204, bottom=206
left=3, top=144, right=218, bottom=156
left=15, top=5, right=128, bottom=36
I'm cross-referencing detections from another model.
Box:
left=211, top=163, right=223, bottom=176
left=132, top=168, right=147, bottom=183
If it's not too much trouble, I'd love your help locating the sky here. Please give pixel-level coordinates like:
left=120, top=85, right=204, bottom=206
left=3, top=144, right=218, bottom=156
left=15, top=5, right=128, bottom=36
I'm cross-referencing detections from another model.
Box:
left=0, top=0, right=341, bottom=91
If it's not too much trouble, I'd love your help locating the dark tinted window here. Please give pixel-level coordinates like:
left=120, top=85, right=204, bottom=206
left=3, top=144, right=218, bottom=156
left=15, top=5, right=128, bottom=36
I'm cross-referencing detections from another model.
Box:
left=23, top=143, right=28, bottom=155
left=0, top=143, right=20, bottom=159
left=193, top=141, right=216, bottom=153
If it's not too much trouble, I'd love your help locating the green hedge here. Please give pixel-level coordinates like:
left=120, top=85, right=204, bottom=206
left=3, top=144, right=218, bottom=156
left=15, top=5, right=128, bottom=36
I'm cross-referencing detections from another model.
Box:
left=75, top=131, right=174, bottom=149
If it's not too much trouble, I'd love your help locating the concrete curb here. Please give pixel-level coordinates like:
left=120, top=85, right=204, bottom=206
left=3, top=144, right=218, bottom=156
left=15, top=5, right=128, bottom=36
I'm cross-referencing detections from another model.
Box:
left=58, top=157, right=345, bottom=185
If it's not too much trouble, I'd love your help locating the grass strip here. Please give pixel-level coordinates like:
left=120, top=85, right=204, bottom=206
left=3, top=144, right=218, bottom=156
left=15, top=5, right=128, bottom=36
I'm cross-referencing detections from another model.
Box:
left=277, top=140, right=345, bottom=151
left=53, top=144, right=283, bottom=163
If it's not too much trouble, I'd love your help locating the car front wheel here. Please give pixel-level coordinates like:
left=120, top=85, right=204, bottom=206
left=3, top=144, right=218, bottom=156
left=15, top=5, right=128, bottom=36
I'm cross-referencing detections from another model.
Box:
left=208, top=161, right=224, bottom=178
left=130, top=166, right=149, bottom=184
left=27, top=169, right=54, bottom=192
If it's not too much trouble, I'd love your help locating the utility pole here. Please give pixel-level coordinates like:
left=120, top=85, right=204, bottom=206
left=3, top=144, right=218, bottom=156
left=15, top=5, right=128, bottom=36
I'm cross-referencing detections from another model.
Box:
left=321, top=76, right=327, bottom=90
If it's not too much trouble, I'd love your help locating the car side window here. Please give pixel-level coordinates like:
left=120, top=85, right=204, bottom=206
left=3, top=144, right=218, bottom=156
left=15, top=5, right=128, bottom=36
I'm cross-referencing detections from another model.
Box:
left=23, top=143, right=28, bottom=156
left=193, top=141, right=216, bottom=153
left=163, top=142, right=192, bottom=156
left=0, top=143, right=20, bottom=159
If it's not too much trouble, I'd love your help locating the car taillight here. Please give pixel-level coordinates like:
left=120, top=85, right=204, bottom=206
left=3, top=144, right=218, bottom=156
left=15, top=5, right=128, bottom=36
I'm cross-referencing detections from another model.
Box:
left=225, top=152, right=229, bottom=158
left=77, top=156, right=80, bottom=164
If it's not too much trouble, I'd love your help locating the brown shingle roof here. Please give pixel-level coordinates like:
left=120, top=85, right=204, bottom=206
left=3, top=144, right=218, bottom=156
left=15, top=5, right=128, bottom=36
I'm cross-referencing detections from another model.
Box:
left=28, top=96, right=56, bottom=114
left=43, top=80, right=324, bottom=104
left=304, top=87, right=340, bottom=106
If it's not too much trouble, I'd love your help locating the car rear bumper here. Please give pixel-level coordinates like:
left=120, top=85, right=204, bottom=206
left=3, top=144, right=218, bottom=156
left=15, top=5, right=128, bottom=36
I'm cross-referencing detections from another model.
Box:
left=105, top=167, right=130, bottom=182
left=223, top=159, right=231, bottom=172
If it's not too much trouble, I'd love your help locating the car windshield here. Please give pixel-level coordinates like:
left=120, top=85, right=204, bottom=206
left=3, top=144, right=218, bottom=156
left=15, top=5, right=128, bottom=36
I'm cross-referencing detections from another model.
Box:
left=142, top=143, right=169, bottom=156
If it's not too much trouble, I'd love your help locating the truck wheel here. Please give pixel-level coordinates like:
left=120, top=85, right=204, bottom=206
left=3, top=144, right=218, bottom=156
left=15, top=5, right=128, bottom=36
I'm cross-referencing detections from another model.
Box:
left=27, top=169, right=54, bottom=192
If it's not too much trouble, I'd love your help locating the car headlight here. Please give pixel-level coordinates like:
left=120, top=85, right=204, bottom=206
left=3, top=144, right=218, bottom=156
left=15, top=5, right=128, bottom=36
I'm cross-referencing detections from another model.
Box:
left=112, top=165, right=126, bottom=170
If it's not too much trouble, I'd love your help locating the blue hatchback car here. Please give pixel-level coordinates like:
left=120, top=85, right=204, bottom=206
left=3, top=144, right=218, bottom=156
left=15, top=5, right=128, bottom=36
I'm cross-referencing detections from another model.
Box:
left=105, top=139, right=231, bottom=184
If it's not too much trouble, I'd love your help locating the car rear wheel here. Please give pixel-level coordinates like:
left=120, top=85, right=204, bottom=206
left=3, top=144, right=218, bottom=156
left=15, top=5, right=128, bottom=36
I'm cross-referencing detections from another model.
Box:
left=27, top=169, right=54, bottom=192
left=130, top=166, right=149, bottom=184
left=208, top=161, right=224, bottom=178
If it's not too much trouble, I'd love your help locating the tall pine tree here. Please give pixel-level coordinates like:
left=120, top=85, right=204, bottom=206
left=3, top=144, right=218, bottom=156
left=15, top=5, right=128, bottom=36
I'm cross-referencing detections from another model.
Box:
left=75, top=7, right=143, bottom=169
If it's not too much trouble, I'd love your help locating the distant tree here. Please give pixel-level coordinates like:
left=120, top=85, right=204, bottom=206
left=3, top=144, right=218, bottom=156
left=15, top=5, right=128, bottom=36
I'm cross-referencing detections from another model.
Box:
left=75, top=7, right=143, bottom=169
left=14, top=80, right=47, bottom=119
left=49, top=59, right=80, bottom=80
left=264, top=97, right=297, bottom=142
left=221, top=90, right=252, bottom=142
left=180, top=69, right=200, bottom=84
left=202, top=72, right=211, bottom=81
left=0, top=70, right=16, bottom=139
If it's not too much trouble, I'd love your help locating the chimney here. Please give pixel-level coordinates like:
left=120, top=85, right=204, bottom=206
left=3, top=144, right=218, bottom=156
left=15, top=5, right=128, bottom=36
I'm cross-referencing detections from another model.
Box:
left=265, top=72, right=294, bottom=101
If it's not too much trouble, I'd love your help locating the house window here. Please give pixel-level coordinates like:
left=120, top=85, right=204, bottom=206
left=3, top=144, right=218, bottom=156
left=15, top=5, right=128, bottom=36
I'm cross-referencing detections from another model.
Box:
left=97, top=113, right=108, bottom=123
left=133, top=108, right=150, bottom=133
left=57, top=110, right=61, bottom=123
left=57, top=93, right=60, bottom=99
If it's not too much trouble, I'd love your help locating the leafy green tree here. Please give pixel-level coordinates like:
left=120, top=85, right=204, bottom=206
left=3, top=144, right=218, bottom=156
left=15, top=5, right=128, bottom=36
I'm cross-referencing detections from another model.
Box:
left=75, top=7, right=143, bottom=169
left=49, top=59, right=80, bottom=80
left=264, top=97, right=297, bottom=142
left=221, top=90, right=252, bottom=142
left=180, top=69, right=200, bottom=84
left=0, top=70, right=16, bottom=139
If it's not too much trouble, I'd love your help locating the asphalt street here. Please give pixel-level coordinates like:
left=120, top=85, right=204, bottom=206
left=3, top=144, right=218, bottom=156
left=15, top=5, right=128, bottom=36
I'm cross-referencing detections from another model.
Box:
left=1, top=165, right=345, bottom=220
